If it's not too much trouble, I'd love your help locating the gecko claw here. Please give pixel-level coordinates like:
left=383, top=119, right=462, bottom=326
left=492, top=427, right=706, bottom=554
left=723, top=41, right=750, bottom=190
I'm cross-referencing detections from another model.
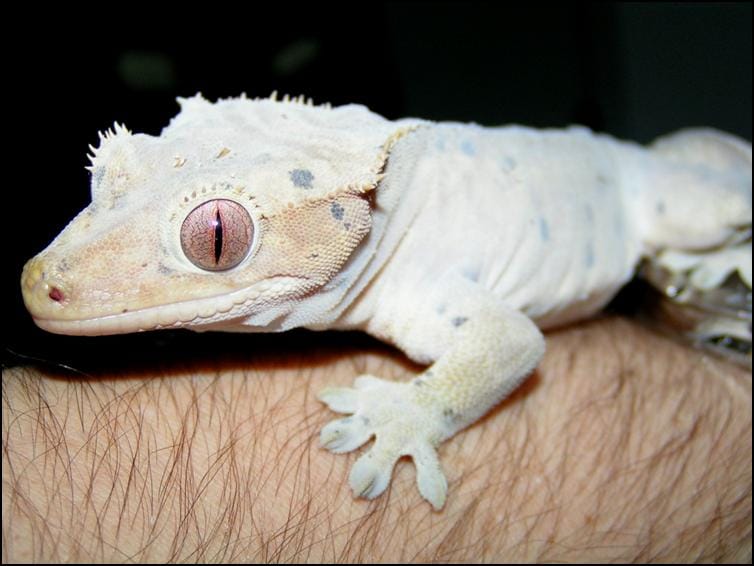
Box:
left=349, top=441, right=399, bottom=501
left=319, top=417, right=372, bottom=453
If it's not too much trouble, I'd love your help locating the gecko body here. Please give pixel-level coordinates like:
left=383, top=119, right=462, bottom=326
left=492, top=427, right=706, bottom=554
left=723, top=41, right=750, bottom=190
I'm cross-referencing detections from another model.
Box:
left=22, top=94, right=752, bottom=508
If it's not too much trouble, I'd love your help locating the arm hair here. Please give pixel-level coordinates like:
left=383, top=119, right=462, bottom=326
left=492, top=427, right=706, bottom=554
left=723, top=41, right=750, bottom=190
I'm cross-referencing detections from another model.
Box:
left=3, top=317, right=751, bottom=562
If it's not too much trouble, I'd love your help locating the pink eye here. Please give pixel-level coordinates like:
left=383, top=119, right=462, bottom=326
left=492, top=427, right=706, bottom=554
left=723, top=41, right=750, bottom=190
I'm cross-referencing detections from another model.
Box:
left=180, top=199, right=253, bottom=271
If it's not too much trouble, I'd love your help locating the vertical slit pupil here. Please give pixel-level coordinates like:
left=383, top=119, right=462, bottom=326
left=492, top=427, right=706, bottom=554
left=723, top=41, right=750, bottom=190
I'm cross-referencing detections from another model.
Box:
left=213, top=208, right=223, bottom=264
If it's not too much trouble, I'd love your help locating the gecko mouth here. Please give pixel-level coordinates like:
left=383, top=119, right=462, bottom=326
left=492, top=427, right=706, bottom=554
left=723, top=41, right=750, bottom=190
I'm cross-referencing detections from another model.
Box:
left=28, top=276, right=308, bottom=336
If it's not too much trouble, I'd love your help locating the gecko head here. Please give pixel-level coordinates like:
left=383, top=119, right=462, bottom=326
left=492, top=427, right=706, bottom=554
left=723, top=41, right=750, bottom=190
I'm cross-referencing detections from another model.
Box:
left=21, top=94, right=415, bottom=335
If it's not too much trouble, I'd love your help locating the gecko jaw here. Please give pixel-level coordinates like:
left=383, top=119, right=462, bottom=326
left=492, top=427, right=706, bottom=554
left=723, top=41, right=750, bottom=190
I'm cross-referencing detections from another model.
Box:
left=27, top=276, right=308, bottom=336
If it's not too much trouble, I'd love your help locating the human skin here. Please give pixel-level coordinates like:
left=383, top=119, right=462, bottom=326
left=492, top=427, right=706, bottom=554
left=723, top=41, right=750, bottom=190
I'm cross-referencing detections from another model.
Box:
left=2, top=317, right=751, bottom=563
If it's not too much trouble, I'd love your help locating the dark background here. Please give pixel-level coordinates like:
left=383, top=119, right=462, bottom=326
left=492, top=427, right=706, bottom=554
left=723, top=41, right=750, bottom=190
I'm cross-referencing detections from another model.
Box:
left=4, top=3, right=751, bottom=369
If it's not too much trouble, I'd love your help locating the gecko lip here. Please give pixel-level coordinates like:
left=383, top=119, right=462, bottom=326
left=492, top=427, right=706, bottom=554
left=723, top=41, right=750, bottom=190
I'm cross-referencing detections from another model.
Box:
left=29, top=276, right=308, bottom=336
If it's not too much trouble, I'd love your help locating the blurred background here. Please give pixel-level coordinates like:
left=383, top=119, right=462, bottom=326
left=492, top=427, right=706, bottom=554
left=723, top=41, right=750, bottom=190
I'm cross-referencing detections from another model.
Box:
left=4, top=3, right=751, bottom=368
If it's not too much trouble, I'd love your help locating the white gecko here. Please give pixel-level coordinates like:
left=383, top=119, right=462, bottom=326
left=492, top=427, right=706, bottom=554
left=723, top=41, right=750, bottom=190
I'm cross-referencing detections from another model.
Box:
left=21, top=93, right=752, bottom=510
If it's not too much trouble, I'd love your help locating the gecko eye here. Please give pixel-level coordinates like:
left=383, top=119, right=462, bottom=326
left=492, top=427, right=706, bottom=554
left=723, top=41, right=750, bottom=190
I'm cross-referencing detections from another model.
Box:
left=180, top=199, right=253, bottom=271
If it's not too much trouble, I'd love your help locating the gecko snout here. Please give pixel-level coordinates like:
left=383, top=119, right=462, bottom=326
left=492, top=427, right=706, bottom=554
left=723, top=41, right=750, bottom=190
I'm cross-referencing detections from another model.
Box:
left=20, top=256, right=70, bottom=318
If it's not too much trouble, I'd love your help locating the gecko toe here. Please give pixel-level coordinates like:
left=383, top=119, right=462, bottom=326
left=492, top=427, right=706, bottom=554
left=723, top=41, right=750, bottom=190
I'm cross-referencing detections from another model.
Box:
left=317, top=386, right=361, bottom=413
left=349, top=439, right=400, bottom=500
left=412, top=443, right=448, bottom=510
left=320, top=416, right=372, bottom=453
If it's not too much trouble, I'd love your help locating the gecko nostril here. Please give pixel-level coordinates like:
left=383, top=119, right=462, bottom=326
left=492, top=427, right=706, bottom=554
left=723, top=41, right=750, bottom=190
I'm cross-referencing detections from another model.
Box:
left=48, top=287, right=65, bottom=302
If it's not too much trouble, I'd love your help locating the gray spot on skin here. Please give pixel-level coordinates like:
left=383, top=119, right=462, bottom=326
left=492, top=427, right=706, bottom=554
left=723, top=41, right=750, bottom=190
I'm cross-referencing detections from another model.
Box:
left=451, top=316, right=468, bottom=327
left=585, top=242, right=595, bottom=268
left=91, top=166, right=105, bottom=190
left=330, top=202, right=344, bottom=221
left=501, top=156, right=517, bottom=171
left=436, top=304, right=447, bottom=315
left=539, top=217, right=550, bottom=241
left=462, top=266, right=480, bottom=282
left=656, top=200, right=666, bottom=215
left=289, top=168, right=314, bottom=189
left=461, top=140, right=476, bottom=156
left=157, top=263, right=173, bottom=275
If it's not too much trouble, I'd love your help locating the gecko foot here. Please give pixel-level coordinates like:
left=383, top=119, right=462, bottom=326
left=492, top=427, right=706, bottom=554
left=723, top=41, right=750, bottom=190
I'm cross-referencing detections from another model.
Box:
left=656, top=243, right=752, bottom=297
left=318, top=374, right=449, bottom=509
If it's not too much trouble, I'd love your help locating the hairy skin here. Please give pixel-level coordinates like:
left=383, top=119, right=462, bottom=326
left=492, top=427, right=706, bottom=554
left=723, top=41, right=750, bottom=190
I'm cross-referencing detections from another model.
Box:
left=2, top=317, right=751, bottom=563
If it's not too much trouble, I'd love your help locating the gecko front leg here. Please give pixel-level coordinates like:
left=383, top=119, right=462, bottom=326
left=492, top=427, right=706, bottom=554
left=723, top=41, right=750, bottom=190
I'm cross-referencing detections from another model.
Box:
left=318, top=280, right=545, bottom=509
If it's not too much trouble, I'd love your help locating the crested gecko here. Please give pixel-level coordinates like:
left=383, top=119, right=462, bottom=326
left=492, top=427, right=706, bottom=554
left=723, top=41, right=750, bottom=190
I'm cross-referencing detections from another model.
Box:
left=21, top=94, right=752, bottom=509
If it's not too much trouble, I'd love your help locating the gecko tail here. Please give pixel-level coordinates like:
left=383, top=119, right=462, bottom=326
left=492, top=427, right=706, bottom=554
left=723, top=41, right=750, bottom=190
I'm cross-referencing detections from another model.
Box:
left=628, top=128, right=752, bottom=252
left=650, top=127, right=751, bottom=175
